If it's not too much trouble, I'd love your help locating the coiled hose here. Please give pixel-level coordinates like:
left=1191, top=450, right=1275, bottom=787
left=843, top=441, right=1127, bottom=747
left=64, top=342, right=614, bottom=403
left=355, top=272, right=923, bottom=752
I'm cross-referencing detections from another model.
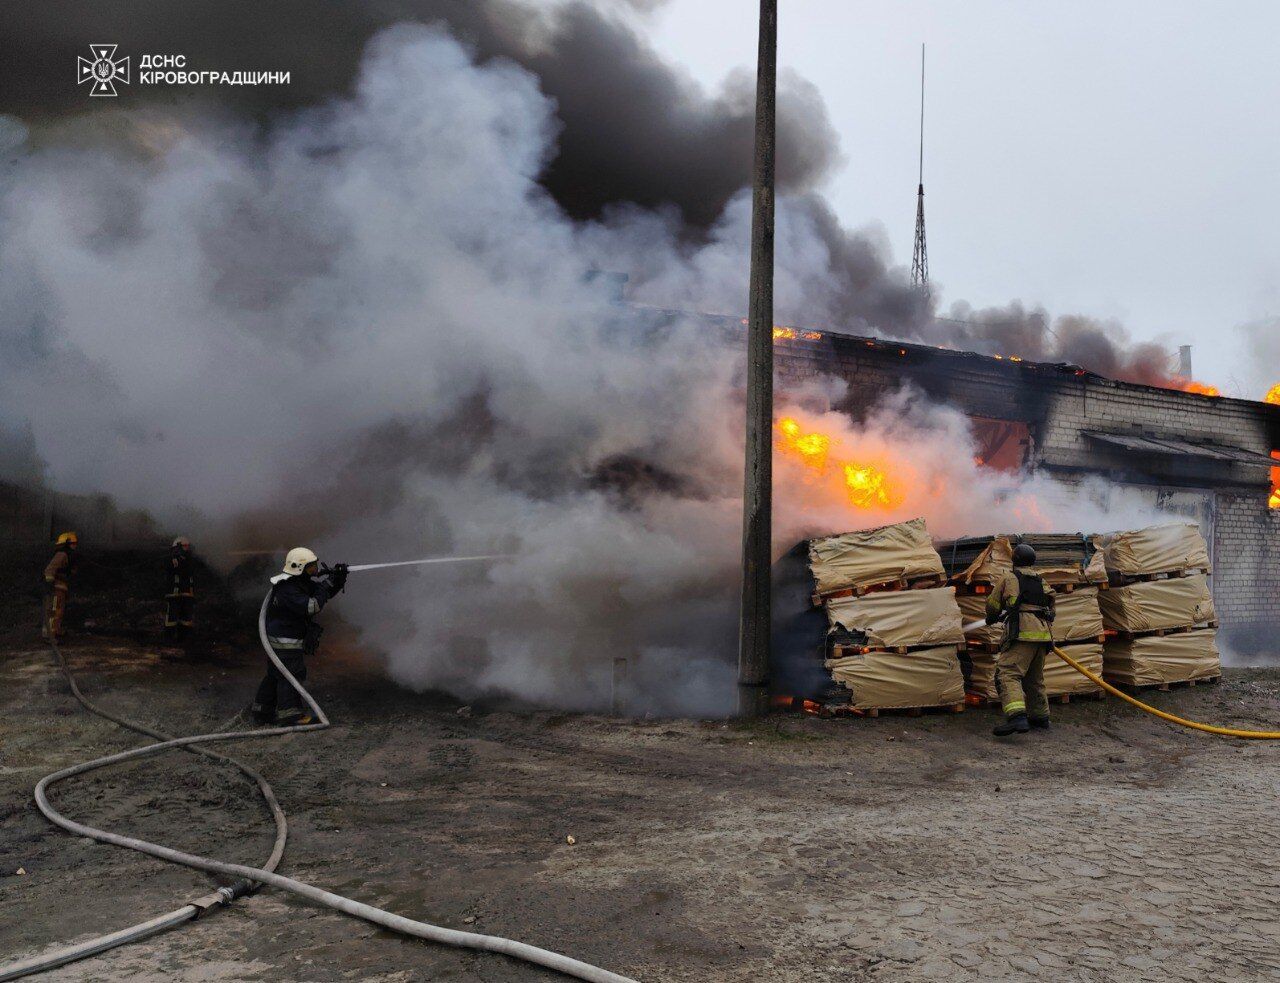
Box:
left=1052, top=645, right=1280, bottom=740
left=0, top=637, right=289, bottom=981
left=1, top=596, right=637, bottom=983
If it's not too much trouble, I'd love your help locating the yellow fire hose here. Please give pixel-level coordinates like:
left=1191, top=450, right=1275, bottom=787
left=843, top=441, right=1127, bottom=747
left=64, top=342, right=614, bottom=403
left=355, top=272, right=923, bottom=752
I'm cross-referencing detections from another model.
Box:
left=1052, top=644, right=1280, bottom=740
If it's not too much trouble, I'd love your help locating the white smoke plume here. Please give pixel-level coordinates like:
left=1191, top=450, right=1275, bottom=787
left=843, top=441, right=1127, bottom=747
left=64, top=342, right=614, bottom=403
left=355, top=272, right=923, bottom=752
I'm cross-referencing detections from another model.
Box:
left=0, top=26, right=1174, bottom=713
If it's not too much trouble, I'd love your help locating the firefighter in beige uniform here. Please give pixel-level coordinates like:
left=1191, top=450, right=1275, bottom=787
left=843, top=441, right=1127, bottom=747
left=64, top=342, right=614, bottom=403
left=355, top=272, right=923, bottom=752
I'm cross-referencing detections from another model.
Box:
left=986, top=543, right=1057, bottom=736
left=42, top=531, right=78, bottom=640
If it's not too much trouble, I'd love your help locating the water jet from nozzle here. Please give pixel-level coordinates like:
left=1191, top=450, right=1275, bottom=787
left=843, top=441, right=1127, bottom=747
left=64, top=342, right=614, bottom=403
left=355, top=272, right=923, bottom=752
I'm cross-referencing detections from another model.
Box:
left=345, top=554, right=512, bottom=573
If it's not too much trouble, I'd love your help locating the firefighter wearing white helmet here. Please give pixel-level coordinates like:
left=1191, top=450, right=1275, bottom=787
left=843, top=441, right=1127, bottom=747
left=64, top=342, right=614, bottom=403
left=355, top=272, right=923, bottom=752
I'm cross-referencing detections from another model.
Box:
left=163, top=537, right=196, bottom=639
left=252, top=546, right=348, bottom=725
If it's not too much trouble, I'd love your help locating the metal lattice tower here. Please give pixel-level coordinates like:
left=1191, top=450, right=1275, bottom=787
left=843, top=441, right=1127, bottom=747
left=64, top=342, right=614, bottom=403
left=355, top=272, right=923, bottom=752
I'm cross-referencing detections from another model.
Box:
left=911, top=44, right=929, bottom=292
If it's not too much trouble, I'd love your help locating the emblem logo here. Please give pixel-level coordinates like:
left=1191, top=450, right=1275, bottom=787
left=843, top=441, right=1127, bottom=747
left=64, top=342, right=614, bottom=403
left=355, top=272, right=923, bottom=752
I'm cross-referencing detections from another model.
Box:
left=77, top=45, right=131, bottom=97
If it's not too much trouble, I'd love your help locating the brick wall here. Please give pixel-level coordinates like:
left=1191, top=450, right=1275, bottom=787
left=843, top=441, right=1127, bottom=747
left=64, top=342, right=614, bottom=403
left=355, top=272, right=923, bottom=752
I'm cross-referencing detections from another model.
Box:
left=1212, top=493, right=1280, bottom=651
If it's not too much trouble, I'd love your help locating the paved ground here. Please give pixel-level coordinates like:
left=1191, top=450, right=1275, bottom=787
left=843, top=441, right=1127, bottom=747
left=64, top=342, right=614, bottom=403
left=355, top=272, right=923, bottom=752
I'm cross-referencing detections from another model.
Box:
left=3, top=630, right=1280, bottom=981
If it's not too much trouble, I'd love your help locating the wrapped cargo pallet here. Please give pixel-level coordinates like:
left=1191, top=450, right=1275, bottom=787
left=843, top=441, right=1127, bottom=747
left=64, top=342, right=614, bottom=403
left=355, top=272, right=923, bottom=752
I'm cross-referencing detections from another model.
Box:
left=944, top=531, right=1106, bottom=701
left=807, top=517, right=945, bottom=596
left=1054, top=586, right=1105, bottom=643
left=1100, top=523, right=1211, bottom=579
left=1103, top=629, right=1221, bottom=687
left=1098, top=575, right=1215, bottom=634
left=956, top=593, right=1002, bottom=649
left=826, top=646, right=965, bottom=711
left=960, top=644, right=1104, bottom=702
left=825, top=587, right=965, bottom=650
left=945, top=534, right=1106, bottom=587
left=1043, top=643, right=1105, bottom=697
left=956, top=584, right=1100, bottom=646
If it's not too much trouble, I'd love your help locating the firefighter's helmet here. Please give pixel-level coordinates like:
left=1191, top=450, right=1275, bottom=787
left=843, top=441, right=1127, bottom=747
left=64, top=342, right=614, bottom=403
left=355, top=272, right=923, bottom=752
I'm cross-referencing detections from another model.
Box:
left=172, top=537, right=191, bottom=550
left=283, top=547, right=319, bottom=576
left=55, top=531, right=78, bottom=547
left=1012, top=543, right=1037, bottom=567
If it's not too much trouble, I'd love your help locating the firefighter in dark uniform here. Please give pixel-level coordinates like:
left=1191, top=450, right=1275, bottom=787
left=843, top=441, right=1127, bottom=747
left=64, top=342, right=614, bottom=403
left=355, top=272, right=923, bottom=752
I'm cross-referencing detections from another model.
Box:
left=164, top=537, right=196, bottom=638
left=42, top=531, right=78, bottom=640
left=986, top=542, right=1057, bottom=737
left=252, top=547, right=347, bottom=726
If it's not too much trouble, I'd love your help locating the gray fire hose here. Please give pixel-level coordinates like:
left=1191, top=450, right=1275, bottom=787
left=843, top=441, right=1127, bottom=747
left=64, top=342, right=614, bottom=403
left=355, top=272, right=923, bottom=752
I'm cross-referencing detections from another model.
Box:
left=2, top=575, right=635, bottom=983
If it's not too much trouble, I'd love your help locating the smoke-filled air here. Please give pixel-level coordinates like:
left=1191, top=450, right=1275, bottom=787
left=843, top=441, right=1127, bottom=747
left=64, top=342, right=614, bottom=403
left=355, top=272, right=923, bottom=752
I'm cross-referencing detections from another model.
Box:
left=0, top=16, right=1189, bottom=713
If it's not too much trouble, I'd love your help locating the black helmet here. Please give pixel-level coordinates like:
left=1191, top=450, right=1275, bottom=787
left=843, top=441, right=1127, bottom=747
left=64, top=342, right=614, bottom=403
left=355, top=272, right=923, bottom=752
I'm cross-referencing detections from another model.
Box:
left=1012, top=543, right=1036, bottom=567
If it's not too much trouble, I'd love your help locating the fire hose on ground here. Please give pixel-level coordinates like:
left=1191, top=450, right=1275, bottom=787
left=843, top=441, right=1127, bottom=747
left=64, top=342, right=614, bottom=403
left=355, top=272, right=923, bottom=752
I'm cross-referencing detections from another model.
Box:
left=1049, top=644, right=1280, bottom=740
left=958, top=616, right=1280, bottom=739
left=2, top=557, right=637, bottom=983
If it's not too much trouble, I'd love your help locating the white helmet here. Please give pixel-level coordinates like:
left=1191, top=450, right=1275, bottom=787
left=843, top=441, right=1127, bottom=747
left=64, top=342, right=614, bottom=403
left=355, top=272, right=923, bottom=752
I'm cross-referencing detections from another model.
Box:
left=283, top=547, right=319, bottom=576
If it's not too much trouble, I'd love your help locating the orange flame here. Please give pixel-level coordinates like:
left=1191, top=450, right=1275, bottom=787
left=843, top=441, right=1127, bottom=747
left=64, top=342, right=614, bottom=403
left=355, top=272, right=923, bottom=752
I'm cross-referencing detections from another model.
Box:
left=1170, top=377, right=1221, bottom=397
left=776, top=417, right=904, bottom=510
left=772, top=326, right=823, bottom=342
left=1264, top=383, right=1280, bottom=405
left=1272, top=451, right=1280, bottom=511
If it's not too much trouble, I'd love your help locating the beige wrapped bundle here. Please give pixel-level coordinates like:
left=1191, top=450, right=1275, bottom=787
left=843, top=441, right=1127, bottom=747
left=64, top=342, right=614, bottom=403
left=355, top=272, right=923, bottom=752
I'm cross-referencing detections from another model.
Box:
left=825, top=587, right=965, bottom=650
left=1103, top=629, right=1221, bottom=687
left=1098, top=575, right=1214, bottom=633
left=953, top=535, right=1107, bottom=587
left=807, top=517, right=945, bottom=595
left=826, top=646, right=965, bottom=710
left=1101, top=523, right=1211, bottom=578
left=957, top=586, right=1099, bottom=646
left=965, top=649, right=997, bottom=701
left=963, top=643, right=1103, bottom=701
left=957, top=593, right=1003, bottom=648
left=1052, top=587, right=1104, bottom=643
left=1044, top=643, right=1105, bottom=697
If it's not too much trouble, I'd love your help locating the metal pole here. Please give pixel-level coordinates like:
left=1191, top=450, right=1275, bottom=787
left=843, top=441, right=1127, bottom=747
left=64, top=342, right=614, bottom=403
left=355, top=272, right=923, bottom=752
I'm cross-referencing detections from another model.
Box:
left=737, top=0, right=777, bottom=718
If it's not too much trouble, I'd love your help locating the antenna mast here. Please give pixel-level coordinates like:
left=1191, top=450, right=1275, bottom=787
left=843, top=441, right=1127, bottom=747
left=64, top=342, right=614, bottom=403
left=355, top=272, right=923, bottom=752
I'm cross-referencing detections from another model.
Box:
left=911, top=43, right=929, bottom=292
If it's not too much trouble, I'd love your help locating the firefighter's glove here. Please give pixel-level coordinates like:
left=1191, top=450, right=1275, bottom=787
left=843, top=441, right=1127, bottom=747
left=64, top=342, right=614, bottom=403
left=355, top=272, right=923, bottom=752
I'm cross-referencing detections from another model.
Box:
left=328, top=563, right=349, bottom=593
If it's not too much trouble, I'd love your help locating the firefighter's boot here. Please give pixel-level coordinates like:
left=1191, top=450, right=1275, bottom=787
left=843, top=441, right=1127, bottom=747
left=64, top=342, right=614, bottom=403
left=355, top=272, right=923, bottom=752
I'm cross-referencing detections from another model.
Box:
left=993, top=713, right=1030, bottom=737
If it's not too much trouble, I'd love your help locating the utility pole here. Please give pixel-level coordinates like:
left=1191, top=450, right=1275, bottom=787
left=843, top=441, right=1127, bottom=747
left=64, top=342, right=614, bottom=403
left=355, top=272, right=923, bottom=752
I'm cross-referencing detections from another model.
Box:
left=911, top=43, right=929, bottom=292
left=737, top=0, right=777, bottom=718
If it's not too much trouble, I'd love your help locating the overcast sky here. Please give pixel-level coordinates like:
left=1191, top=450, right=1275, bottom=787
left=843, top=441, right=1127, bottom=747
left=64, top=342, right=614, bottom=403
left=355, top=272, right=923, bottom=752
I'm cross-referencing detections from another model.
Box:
left=645, top=0, right=1279, bottom=396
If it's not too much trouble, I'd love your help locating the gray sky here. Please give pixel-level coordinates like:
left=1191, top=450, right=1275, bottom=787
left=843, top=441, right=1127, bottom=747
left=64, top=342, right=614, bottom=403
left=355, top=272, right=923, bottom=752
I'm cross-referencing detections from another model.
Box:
left=646, top=0, right=1280, bottom=396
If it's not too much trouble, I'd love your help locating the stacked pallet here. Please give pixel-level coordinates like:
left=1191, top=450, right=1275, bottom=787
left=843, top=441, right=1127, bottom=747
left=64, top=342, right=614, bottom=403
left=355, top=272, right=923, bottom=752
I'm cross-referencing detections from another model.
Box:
left=939, top=534, right=1107, bottom=702
left=1098, top=524, right=1221, bottom=688
left=805, top=518, right=966, bottom=713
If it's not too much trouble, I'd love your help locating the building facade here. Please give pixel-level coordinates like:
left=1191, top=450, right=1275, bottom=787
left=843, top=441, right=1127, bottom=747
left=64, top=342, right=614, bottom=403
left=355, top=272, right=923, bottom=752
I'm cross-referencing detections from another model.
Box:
left=765, top=326, right=1280, bottom=653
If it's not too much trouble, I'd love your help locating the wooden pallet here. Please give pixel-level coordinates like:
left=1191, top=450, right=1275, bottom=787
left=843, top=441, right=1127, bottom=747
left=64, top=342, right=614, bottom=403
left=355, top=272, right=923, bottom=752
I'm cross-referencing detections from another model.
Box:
left=965, top=634, right=1104, bottom=653
left=831, top=641, right=967, bottom=659
left=1050, top=689, right=1106, bottom=704
left=971, top=690, right=1105, bottom=707
left=855, top=702, right=966, bottom=719
left=1117, top=567, right=1211, bottom=584
left=1109, top=621, right=1217, bottom=641
left=1105, top=675, right=1221, bottom=694
left=812, top=574, right=947, bottom=607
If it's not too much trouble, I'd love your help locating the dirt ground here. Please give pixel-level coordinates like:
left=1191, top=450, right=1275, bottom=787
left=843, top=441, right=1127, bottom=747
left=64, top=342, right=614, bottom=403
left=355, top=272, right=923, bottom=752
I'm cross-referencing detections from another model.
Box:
left=4, top=617, right=1280, bottom=981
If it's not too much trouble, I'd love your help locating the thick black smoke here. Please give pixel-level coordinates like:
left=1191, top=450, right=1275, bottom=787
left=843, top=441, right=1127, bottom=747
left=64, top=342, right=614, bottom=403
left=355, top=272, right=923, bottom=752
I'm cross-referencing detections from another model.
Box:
left=0, top=0, right=840, bottom=228
left=0, top=0, right=1201, bottom=389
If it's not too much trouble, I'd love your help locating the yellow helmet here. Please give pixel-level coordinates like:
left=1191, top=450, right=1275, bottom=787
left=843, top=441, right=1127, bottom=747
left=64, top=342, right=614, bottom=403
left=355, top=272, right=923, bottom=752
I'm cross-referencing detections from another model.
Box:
left=56, top=531, right=78, bottom=546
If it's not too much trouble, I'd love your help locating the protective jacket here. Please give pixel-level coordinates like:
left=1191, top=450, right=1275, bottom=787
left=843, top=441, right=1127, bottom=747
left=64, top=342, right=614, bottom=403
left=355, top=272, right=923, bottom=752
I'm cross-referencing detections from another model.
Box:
left=44, top=548, right=74, bottom=589
left=168, top=551, right=194, bottom=595
left=265, top=574, right=335, bottom=652
left=986, top=569, right=1056, bottom=643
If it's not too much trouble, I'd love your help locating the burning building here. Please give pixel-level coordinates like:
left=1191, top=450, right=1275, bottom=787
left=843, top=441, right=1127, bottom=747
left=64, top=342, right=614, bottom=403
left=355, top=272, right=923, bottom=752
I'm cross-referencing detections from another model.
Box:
left=689, top=313, right=1280, bottom=655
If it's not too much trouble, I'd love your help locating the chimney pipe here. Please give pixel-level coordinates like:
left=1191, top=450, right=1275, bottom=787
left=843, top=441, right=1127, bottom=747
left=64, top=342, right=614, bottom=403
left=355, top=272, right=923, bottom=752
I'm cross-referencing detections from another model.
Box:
left=1178, top=345, right=1193, bottom=378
